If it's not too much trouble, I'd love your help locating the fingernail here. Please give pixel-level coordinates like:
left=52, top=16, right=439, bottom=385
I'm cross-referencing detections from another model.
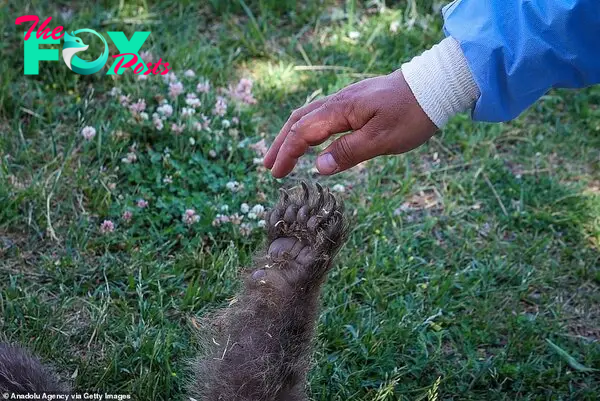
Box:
left=317, top=153, right=338, bottom=174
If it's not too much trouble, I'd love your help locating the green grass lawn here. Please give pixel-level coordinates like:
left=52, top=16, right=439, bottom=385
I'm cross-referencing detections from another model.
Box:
left=1, top=1, right=599, bottom=400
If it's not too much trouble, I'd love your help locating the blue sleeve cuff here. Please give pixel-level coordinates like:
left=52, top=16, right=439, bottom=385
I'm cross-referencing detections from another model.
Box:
left=442, top=0, right=600, bottom=122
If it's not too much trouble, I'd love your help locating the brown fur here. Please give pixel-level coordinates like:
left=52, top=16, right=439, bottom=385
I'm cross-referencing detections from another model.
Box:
left=190, top=182, right=348, bottom=401
left=0, top=183, right=348, bottom=401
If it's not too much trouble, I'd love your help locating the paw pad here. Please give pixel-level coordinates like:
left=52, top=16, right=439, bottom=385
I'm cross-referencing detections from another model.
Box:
left=263, top=182, right=347, bottom=271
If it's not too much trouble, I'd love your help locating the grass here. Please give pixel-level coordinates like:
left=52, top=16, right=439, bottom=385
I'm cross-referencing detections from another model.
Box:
left=1, top=1, right=599, bottom=400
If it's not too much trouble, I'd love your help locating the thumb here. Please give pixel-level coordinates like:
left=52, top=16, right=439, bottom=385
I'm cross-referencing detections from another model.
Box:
left=316, top=122, right=380, bottom=175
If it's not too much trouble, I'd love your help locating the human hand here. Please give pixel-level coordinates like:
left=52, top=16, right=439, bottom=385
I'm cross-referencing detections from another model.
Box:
left=264, top=69, right=438, bottom=178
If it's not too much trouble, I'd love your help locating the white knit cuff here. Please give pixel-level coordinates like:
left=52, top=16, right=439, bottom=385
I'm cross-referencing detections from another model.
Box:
left=401, top=36, right=480, bottom=128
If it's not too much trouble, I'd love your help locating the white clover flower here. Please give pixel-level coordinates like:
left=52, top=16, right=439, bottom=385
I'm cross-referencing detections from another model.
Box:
left=171, top=123, right=185, bottom=134
left=185, top=93, right=201, bottom=108
left=139, top=50, right=155, bottom=63
left=60, top=9, right=73, bottom=21
left=139, top=112, right=149, bottom=120
left=212, top=213, right=231, bottom=227
left=122, top=211, right=132, bottom=222
left=100, top=220, right=115, bottom=234
left=187, top=98, right=201, bottom=108
left=222, top=119, right=231, bottom=129
left=201, top=114, right=211, bottom=129
left=189, top=137, right=196, bottom=146
left=226, top=181, right=241, bottom=192
left=169, top=81, right=184, bottom=98
left=213, top=96, right=227, bottom=116
left=229, top=78, right=257, bottom=105
left=129, top=99, right=146, bottom=114
left=109, top=87, right=121, bottom=97
left=250, top=204, right=265, bottom=216
left=121, top=152, right=137, bottom=164
left=162, top=71, right=178, bottom=83
left=247, top=212, right=257, bottom=220
left=332, top=184, right=346, bottom=193
left=220, top=205, right=229, bottom=212
left=348, top=31, right=360, bottom=39
left=249, top=139, right=268, bottom=156
left=157, top=104, right=173, bottom=117
left=240, top=203, right=250, bottom=214
left=81, top=126, right=96, bottom=140
left=196, top=79, right=210, bottom=93
left=181, top=107, right=195, bottom=117
left=253, top=157, right=264, bottom=165
left=163, top=175, right=173, bottom=184
left=240, top=222, right=252, bottom=236
left=183, top=209, right=200, bottom=225
left=184, top=69, right=195, bottom=78
left=208, top=149, right=217, bottom=158
left=257, top=220, right=266, bottom=228
left=228, top=128, right=239, bottom=139
left=119, top=94, right=131, bottom=106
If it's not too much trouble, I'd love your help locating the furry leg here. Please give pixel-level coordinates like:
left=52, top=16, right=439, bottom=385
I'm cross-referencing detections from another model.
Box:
left=190, top=183, right=348, bottom=401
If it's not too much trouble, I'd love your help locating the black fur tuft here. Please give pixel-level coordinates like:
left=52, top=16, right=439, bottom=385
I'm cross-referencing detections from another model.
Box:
left=0, top=343, right=68, bottom=394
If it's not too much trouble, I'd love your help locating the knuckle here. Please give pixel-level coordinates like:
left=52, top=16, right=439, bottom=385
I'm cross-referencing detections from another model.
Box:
left=344, top=100, right=358, bottom=120
left=334, top=137, right=356, bottom=167
left=325, top=91, right=357, bottom=121
left=290, top=108, right=302, bottom=121
left=330, top=90, right=347, bottom=104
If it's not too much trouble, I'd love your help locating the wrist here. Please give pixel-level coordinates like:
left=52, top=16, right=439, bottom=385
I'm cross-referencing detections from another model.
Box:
left=401, top=36, right=480, bottom=128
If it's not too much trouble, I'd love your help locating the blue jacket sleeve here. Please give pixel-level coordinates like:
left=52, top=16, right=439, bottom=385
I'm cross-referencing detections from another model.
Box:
left=442, top=0, right=600, bottom=122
